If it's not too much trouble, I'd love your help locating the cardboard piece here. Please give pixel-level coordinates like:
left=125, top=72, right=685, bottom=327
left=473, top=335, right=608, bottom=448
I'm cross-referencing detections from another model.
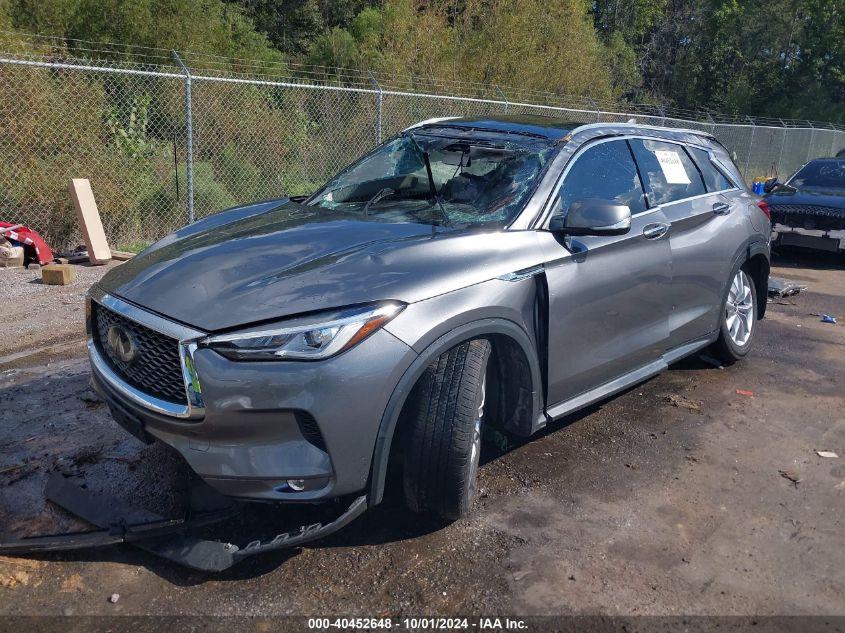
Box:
left=69, top=179, right=110, bottom=265
left=42, top=264, right=75, bottom=285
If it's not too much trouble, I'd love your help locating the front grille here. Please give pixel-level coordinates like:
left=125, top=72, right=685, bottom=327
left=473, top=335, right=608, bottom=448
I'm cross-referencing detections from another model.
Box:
left=770, top=204, right=845, bottom=232
left=93, top=302, right=187, bottom=406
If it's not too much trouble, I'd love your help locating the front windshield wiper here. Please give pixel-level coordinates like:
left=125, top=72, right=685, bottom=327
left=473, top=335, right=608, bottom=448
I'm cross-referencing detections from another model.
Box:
left=402, top=131, right=453, bottom=227
left=362, top=187, right=394, bottom=215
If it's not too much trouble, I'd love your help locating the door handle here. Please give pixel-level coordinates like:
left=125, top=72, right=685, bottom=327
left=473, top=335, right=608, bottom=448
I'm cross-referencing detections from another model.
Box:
left=642, top=222, right=669, bottom=240
left=712, top=201, right=731, bottom=215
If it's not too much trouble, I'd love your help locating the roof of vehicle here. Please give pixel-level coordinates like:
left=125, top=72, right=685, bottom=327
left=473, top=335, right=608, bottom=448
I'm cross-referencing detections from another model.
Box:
left=412, top=115, right=580, bottom=140
left=409, top=115, right=714, bottom=143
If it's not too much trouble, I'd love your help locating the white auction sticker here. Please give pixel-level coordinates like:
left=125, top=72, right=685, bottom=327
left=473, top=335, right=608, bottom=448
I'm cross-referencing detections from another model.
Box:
left=654, top=149, right=691, bottom=184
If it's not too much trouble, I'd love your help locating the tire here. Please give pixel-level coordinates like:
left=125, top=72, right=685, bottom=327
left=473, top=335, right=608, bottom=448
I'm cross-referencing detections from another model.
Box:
left=710, top=264, right=758, bottom=365
left=402, top=338, right=492, bottom=520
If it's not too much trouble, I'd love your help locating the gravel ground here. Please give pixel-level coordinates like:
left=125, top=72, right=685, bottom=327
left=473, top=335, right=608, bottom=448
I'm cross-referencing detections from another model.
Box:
left=0, top=262, right=117, bottom=359
left=0, top=249, right=843, bottom=621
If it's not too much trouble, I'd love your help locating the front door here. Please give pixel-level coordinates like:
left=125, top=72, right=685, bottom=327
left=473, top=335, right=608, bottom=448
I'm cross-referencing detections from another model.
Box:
left=540, top=138, right=673, bottom=408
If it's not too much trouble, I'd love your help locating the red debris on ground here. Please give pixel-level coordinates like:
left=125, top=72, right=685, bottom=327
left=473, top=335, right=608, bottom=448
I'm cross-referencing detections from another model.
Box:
left=0, top=222, right=53, bottom=265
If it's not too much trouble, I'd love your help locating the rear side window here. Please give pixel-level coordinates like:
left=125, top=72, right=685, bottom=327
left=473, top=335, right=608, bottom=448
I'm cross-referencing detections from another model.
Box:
left=629, top=139, right=706, bottom=205
left=558, top=140, right=647, bottom=215
left=688, top=147, right=734, bottom=192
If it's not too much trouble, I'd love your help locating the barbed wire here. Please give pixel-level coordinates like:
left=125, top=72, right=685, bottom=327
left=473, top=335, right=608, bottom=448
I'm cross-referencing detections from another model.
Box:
left=0, top=29, right=842, bottom=130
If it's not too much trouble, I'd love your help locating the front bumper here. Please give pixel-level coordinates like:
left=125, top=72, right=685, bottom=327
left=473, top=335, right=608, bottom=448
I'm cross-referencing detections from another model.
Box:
left=89, top=293, right=418, bottom=502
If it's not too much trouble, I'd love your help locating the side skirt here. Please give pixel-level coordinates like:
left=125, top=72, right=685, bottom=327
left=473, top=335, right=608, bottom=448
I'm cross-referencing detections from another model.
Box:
left=545, top=335, right=714, bottom=421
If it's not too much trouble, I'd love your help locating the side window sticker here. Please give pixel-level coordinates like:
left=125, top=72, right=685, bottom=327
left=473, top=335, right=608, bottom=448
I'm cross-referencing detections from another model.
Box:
left=653, top=150, right=691, bottom=185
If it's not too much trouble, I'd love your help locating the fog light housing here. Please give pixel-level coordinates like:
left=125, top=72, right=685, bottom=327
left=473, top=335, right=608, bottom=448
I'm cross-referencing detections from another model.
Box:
left=286, top=479, right=306, bottom=492
left=277, top=477, right=330, bottom=493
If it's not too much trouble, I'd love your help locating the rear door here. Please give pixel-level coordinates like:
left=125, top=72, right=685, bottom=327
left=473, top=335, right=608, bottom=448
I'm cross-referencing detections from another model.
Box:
left=628, top=138, right=743, bottom=349
left=540, top=138, right=673, bottom=407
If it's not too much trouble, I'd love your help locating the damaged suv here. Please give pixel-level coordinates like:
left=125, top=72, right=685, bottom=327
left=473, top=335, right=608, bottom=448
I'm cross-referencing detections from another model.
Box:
left=88, top=116, right=770, bottom=526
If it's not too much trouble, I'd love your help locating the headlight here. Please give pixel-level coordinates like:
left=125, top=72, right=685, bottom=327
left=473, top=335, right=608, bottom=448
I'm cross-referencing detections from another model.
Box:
left=202, top=302, right=405, bottom=361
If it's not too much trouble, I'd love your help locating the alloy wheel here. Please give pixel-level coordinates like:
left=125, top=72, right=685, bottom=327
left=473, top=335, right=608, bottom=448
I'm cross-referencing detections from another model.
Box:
left=726, top=270, right=754, bottom=347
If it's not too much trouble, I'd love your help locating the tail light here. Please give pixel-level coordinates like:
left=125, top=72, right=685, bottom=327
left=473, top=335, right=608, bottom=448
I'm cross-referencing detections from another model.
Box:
left=756, top=200, right=771, bottom=220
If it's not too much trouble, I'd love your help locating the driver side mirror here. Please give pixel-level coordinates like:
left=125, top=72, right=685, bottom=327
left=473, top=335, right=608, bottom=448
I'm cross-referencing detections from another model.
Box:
left=762, top=177, right=779, bottom=194
left=549, top=198, right=632, bottom=236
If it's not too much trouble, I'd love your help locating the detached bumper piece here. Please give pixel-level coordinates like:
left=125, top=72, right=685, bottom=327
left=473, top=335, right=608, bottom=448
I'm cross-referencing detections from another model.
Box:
left=0, top=473, right=368, bottom=572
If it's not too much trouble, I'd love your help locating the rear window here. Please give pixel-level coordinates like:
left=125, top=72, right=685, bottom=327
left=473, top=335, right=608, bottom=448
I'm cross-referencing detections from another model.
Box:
left=629, top=139, right=706, bottom=205
left=689, top=147, right=734, bottom=192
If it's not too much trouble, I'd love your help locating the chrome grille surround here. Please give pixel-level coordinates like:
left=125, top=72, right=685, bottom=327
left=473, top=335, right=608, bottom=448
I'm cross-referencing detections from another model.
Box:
left=88, top=286, right=206, bottom=419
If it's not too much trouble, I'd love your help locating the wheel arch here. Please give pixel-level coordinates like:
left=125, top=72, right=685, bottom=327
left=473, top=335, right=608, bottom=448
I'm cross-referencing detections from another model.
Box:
left=744, top=245, right=770, bottom=321
left=368, top=318, right=543, bottom=505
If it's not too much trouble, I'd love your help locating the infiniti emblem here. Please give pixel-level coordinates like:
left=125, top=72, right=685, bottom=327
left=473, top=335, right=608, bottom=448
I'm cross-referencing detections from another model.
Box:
left=106, top=325, right=138, bottom=363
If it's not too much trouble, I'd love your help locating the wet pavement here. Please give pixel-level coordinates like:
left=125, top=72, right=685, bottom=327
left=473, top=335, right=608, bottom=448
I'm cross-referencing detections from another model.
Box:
left=0, top=250, right=843, bottom=616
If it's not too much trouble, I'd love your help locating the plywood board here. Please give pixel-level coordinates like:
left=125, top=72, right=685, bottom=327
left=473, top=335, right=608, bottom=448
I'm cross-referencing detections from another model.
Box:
left=69, top=178, right=110, bottom=265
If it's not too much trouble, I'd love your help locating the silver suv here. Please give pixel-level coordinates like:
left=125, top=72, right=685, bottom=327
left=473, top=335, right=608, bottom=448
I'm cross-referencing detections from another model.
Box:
left=88, top=116, right=770, bottom=525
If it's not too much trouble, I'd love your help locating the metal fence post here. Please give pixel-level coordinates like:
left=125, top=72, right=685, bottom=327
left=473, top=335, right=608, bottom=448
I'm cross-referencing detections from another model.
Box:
left=806, top=121, right=815, bottom=163
left=658, top=105, right=667, bottom=127
left=831, top=128, right=838, bottom=157
left=172, top=51, right=194, bottom=223
left=495, top=85, right=509, bottom=114
left=706, top=112, right=716, bottom=135
left=368, top=72, right=383, bottom=145
left=777, top=119, right=788, bottom=176
left=587, top=97, right=599, bottom=122
left=744, top=116, right=756, bottom=180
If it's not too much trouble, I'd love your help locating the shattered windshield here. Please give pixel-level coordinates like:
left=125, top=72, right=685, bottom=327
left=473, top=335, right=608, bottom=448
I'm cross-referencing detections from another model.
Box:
left=308, top=133, right=555, bottom=227
left=788, top=160, right=845, bottom=191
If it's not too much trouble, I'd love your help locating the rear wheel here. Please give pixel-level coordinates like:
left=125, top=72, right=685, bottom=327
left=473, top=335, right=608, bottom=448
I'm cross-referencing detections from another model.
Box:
left=710, top=266, right=757, bottom=364
left=402, top=339, right=491, bottom=520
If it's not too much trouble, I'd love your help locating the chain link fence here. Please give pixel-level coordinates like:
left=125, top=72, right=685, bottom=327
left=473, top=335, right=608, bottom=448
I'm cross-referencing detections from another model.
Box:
left=1, top=50, right=844, bottom=250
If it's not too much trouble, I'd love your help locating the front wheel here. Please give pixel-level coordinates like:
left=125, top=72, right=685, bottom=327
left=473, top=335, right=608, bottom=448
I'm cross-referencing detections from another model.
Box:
left=402, top=339, right=491, bottom=520
left=710, top=267, right=757, bottom=364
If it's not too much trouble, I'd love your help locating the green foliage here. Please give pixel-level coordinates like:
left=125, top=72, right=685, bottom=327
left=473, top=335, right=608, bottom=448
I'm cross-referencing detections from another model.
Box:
left=8, top=0, right=283, bottom=64
left=106, top=94, right=158, bottom=159
left=309, top=26, right=360, bottom=71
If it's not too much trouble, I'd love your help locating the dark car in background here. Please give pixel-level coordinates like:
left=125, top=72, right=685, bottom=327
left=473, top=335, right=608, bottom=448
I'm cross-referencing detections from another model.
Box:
left=765, top=158, right=845, bottom=254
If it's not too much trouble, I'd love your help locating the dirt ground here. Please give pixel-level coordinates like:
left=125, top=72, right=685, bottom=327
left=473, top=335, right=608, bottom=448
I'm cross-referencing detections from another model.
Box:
left=0, top=250, right=843, bottom=618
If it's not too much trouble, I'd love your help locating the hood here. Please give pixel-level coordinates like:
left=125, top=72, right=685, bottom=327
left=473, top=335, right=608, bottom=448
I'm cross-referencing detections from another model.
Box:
left=99, top=199, right=543, bottom=332
left=765, top=186, right=845, bottom=208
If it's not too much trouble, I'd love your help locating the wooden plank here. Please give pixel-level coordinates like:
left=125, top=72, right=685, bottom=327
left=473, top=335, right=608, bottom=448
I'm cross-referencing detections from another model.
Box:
left=68, top=178, right=110, bottom=265
left=109, top=249, right=135, bottom=261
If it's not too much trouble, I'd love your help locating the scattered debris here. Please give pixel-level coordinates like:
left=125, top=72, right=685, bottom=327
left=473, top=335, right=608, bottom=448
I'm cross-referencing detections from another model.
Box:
left=664, top=394, right=702, bottom=411
left=0, top=570, right=30, bottom=589
left=816, top=451, right=839, bottom=459
left=0, top=221, right=53, bottom=265
left=41, top=263, right=75, bottom=286
left=79, top=389, right=101, bottom=406
left=108, top=593, right=120, bottom=604
left=0, top=237, right=24, bottom=268
left=736, top=389, right=754, bottom=397
left=768, top=277, right=808, bottom=298
left=779, top=469, right=801, bottom=486
left=512, top=570, right=531, bottom=581
left=820, top=314, right=837, bottom=324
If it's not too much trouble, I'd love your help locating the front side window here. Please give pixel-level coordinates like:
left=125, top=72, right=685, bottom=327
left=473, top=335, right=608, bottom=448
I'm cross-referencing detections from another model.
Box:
left=689, top=147, right=733, bottom=192
left=308, top=133, right=555, bottom=228
left=629, top=139, right=706, bottom=205
left=557, top=139, right=647, bottom=215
